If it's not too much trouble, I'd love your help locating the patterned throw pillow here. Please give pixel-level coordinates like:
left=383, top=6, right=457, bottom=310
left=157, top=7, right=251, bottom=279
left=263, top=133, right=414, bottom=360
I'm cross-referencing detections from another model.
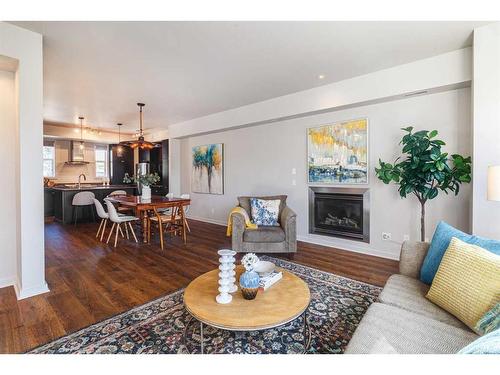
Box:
left=250, top=198, right=280, bottom=226
left=475, top=303, right=500, bottom=335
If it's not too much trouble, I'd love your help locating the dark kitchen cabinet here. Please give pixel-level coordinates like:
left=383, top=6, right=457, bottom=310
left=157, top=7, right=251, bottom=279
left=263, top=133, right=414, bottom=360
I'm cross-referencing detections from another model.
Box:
left=138, top=140, right=169, bottom=194
left=161, top=139, right=169, bottom=193
left=52, top=186, right=136, bottom=224
left=44, top=188, right=55, bottom=217
left=109, top=144, right=134, bottom=185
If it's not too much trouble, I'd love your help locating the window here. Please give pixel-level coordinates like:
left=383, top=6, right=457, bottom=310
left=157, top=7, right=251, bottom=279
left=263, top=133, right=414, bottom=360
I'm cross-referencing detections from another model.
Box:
left=43, top=144, right=55, bottom=178
left=95, top=145, right=108, bottom=178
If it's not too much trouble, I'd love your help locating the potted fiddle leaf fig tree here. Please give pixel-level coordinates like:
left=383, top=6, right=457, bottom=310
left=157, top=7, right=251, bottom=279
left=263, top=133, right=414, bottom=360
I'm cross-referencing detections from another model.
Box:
left=375, top=127, right=472, bottom=241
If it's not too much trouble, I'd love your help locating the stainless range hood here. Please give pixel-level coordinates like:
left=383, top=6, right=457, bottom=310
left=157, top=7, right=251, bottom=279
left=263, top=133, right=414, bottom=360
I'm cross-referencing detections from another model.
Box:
left=64, top=140, right=90, bottom=165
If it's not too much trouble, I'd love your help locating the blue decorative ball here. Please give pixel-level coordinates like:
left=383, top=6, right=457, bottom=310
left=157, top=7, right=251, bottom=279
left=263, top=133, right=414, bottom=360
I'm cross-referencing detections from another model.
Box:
left=239, top=270, right=260, bottom=300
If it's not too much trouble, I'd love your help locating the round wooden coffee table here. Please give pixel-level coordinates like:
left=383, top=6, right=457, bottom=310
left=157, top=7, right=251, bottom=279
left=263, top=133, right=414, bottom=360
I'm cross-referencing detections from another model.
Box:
left=183, top=266, right=311, bottom=353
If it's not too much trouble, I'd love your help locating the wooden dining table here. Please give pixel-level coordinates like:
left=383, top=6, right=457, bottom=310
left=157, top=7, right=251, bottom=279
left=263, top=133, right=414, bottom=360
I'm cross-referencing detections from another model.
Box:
left=105, top=195, right=191, bottom=243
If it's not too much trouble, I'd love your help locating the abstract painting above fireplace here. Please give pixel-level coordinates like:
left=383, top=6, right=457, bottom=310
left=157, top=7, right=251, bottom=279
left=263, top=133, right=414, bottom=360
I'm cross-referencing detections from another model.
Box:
left=309, top=187, right=370, bottom=243
left=307, top=118, right=368, bottom=184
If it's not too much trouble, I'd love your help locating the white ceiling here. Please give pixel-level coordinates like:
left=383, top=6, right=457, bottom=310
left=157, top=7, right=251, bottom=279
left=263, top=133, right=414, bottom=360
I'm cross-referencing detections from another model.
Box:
left=11, top=21, right=487, bottom=132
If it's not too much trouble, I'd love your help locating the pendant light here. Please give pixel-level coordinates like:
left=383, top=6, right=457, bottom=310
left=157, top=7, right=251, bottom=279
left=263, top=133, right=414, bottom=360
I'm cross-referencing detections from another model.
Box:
left=78, top=116, right=85, bottom=149
left=119, top=103, right=159, bottom=150
left=116, top=123, right=124, bottom=157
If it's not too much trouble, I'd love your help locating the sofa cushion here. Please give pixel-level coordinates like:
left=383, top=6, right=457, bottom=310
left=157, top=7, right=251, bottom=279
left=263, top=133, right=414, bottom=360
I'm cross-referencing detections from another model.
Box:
left=238, top=195, right=287, bottom=221
left=345, top=303, right=478, bottom=354
left=426, top=237, right=500, bottom=333
left=420, top=221, right=500, bottom=285
left=243, top=226, right=285, bottom=243
left=379, top=274, right=467, bottom=329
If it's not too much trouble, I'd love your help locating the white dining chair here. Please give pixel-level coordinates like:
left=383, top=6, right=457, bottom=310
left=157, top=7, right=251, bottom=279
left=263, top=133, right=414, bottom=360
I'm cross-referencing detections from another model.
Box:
left=107, top=190, right=134, bottom=214
left=94, top=199, right=126, bottom=242
left=72, top=191, right=96, bottom=226
left=157, top=192, right=176, bottom=215
left=94, top=199, right=109, bottom=241
left=105, top=199, right=139, bottom=247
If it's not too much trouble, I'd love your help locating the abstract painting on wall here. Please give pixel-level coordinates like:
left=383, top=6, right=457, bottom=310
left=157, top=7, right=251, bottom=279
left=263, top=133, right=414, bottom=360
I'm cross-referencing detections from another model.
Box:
left=191, top=143, right=224, bottom=194
left=308, top=119, right=368, bottom=184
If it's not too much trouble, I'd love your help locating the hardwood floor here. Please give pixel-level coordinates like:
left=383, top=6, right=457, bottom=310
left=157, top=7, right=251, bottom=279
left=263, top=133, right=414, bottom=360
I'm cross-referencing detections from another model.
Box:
left=0, top=219, right=398, bottom=353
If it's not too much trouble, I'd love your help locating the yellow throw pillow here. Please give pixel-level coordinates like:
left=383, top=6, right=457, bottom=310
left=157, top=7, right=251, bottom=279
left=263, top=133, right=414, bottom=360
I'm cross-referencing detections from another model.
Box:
left=426, top=237, right=500, bottom=333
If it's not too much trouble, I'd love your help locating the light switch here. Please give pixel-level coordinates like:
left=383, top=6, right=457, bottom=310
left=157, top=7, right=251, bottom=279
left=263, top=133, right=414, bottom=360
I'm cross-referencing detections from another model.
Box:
left=292, top=179, right=296, bottom=186
left=291, top=168, right=297, bottom=175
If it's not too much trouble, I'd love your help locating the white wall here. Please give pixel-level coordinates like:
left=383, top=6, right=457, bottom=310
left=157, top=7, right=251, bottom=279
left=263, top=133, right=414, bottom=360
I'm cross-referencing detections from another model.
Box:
left=0, top=70, right=17, bottom=287
left=472, top=23, right=500, bottom=240
left=49, top=140, right=108, bottom=183
left=180, top=89, right=472, bottom=260
left=0, top=22, right=48, bottom=299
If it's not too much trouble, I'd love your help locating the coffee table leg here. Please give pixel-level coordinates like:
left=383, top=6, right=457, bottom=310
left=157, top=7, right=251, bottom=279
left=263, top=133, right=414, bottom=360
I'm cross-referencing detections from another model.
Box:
left=200, top=321, right=204, bottom=354
left=303, top=310, right=311, bottom=354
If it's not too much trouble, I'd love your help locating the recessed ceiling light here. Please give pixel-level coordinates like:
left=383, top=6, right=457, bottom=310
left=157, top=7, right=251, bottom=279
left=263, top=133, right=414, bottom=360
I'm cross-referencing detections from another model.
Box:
left=318, top=74, right=325, bottom=80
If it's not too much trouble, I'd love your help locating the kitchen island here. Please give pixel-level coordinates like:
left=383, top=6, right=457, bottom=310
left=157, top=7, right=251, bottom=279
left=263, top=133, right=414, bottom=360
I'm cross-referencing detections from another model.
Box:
left=45, top=184, right=137, bottom=224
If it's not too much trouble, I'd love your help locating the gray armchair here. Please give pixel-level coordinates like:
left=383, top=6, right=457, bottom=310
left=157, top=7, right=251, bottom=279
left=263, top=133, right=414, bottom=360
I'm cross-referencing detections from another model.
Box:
left=231, top=195, right=297, bottom=255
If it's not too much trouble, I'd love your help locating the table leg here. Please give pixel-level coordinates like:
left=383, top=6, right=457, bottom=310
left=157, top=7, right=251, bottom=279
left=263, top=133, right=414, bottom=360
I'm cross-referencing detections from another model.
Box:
left=141, top=210, right=148, bottom=243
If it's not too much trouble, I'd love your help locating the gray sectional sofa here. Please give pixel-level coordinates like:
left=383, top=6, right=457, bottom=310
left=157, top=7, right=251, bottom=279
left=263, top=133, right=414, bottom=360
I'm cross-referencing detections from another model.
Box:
left=345, top=241, right=479, bottom=354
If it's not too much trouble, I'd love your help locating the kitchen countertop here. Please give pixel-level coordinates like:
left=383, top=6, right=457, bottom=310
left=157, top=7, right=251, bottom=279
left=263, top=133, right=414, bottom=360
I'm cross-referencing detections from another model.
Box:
left=48, top=184, right=136, bottom=191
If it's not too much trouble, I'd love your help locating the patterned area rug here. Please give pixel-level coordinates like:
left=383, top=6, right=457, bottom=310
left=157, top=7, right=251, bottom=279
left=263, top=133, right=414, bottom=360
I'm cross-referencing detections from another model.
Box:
left=29, top=257, right=381, bottom=354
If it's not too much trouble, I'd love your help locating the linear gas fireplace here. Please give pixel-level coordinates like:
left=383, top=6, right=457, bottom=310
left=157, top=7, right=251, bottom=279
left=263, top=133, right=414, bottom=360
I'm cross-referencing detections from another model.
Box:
left=309, top=187, right=370, bottom=243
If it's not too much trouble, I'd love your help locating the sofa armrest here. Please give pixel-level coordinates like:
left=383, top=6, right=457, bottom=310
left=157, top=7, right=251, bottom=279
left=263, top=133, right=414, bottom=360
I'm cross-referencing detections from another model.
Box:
left=280, top=206, right=296, bottom=231
left=280, top=206, right=297, bottom=253
left=399, top=241, right=430, bottom=278
left=231, top=209, right=246, bottom=252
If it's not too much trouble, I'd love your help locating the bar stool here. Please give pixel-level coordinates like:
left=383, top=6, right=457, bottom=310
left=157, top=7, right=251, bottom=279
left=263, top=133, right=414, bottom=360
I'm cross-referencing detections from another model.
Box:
left=72, top=191, right=96, bottom=226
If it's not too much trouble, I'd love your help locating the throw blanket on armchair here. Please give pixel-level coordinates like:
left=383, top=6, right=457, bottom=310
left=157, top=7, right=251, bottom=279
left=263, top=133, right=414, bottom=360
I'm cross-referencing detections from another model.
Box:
left=226, top=207, right=258, bottom=236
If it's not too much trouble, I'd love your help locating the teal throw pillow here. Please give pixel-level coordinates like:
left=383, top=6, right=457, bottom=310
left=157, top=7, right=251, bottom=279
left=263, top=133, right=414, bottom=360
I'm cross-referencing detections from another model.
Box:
left=420, top=221, right=500, bottom=284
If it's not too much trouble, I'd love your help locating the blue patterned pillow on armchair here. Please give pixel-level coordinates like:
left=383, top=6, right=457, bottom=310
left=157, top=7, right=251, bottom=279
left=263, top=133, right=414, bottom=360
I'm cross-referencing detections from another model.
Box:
left=250, top=198, right=280, bottom=226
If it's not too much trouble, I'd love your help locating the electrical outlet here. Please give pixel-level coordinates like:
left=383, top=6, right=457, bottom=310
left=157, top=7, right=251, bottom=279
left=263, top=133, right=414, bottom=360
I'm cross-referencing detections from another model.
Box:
left=382, top=232, right=392, bottom=241
left=291, top=168, right=297, bottom=175
left=292, top=179, right=296, bottom=186
left=403, top=234, right=410, bottom=241
left=211, top=208, right=215, bottom=215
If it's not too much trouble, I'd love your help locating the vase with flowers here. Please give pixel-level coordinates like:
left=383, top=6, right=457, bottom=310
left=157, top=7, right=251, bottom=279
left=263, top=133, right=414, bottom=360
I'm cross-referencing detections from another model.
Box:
left=239, top=253, right=260, bottom=300
left=123, top=172, right=160, bottom=199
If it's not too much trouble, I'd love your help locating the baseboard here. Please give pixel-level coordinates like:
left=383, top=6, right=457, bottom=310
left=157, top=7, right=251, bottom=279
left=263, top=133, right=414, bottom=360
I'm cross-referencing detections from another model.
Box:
left=297, top=234, right=400, bottom=260
left=186, top=215, right=399, bottom=260
left=187, top=215, right=227, bottom=227
left=14, top=281, right=50, bottom=300
left=0, top=276, right=16, bottom=289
